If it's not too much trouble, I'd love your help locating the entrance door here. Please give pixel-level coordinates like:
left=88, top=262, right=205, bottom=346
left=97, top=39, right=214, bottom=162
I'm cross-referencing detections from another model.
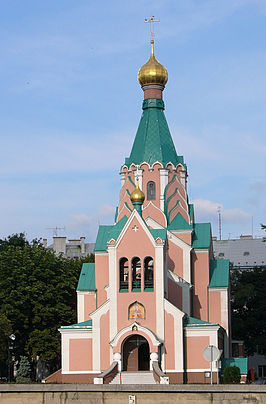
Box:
left=122, top=335, right=150, bottom=371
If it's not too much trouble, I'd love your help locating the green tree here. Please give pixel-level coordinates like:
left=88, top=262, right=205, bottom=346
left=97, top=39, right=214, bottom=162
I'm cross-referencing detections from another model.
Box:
left=231, top=267, right=266, bottom=355
left=0, top=233, right=87, bottom=375
left=16, top=356, right=31, bottom=383
left=0, top=314, right=12, bottom=377
left=223, top=366, right=241, bottom=384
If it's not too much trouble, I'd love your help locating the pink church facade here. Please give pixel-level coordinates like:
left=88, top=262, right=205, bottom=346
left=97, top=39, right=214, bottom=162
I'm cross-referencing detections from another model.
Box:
left=48, top=39, right=231, bottom=384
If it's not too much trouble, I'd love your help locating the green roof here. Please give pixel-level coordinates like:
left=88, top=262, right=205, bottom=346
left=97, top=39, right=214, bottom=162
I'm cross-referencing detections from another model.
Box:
left=192, top=223, right=211, bottom=249
left=184, top=315, right=219, bottom=327
left=189, top=204, right=194, bottom=222
left=150, top=228, right=167, bottom=241
left=221, top=358, right=248, bottom=374
left=94, top=225, right=113, bottom=252
left=60, top=319, right=92, bottom=329
left=77, top=263, right=96, bottom=291
left=209, top=259, right=229, bottom=288
left=94, top=216, right=128, bottom=252
left=168, top=212, right=192, bottom=230
left=109, top=215, right=128, bottom=240
left=125, top=99, right=184, bottom=167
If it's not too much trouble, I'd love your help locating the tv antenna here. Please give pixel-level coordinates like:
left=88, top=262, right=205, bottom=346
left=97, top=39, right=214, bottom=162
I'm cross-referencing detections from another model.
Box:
left=217, top=207, right=222, bottom=240
left=46, top=226, right=66, bottom=237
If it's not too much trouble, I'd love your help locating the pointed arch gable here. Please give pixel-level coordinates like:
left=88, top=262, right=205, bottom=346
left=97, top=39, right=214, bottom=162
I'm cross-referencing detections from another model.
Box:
left=169, top=203, right=190, bottom=224
left=114, top=209, right=157, bottom=250
left=116, top=203, right=132, bottom=223
left=145, top=216, right=165, bottom=230
left=142, top=201, right=167, bottom=227
left=110, top=322, right=162, bottom=350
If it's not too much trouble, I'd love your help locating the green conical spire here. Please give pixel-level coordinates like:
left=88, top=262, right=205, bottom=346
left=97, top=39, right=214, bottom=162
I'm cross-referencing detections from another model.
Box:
left=125, top=99, right=182, bottom=167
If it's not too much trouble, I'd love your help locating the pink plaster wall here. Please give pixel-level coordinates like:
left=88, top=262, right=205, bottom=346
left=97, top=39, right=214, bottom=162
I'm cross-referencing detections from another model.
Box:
left=186, top=336, right=210, bottom=369
left=168, top=240, right=183, bottom=278
left=117, top=291, right=156, bottom=334
left=69, top=339, right=92, bottom=371
left=167, top=191, right=187, bottom=214
left=192, top=251, right=209, bottom=321
left=84, top=294, right=96, bottom=319
left=165, top=176, right=186, bottom=203
left=164, top=311, right=175, bottom=369
left=95, top=254, right=108, bottom=307
left=168, top=278, right=182, bottom=310
left=142, top=203, right=167, bottom=227
left=173, top=232, right=192, bottom=245
left=209, top=291, right=221, bottom=326
left=116, top=217, right=157, bottom=332
left=117, top=176, right=135, bottom=222
left=100, top=311, right=110, bottom=370
left=141, top=163, right=162, bottom=210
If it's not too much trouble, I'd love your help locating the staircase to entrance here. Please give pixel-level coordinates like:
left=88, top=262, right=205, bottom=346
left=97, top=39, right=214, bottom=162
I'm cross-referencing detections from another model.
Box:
left=110, top=371, right=156, bottom=385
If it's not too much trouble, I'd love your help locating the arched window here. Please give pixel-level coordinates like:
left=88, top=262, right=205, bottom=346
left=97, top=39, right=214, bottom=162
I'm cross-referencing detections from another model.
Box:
left=119, top=257, right=129, bottom=291
left=131, top=257, right=141, bottom=291
left=144, top=256, right=154, bottom=290
left=147, top=181, right=156, bottom=200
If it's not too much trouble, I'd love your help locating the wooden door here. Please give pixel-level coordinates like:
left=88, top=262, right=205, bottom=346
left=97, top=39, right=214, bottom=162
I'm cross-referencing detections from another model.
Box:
left=123, top=338, right=138, bottom=371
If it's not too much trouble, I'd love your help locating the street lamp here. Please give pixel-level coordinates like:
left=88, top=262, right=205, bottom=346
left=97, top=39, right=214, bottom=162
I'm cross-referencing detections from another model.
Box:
left=8, top=334, right=15, bottom=383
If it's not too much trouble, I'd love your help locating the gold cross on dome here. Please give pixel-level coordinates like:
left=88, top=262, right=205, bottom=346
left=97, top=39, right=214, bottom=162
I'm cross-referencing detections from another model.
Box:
left=144, top=15, right=160, bottom=41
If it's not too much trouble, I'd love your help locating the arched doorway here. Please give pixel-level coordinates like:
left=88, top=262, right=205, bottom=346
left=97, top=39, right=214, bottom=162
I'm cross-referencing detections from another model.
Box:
left=122, top=335, right=150, bottom=371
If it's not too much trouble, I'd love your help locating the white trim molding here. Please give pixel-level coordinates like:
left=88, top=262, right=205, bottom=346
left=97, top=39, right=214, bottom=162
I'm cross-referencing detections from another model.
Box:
left=110, top=322, right=162, bottom=348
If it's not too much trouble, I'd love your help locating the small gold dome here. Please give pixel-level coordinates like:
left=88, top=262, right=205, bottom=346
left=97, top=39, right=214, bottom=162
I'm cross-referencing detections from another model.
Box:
left=138, top=40, right=168, bottom=87
left=130, top=179, right=145, bottom=204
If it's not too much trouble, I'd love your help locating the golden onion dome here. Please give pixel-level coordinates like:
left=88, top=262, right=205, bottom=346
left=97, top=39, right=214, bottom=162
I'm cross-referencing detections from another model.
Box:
left=130, top=179, right=145, bottom=204
left=138, top=40, right=168, bottom=87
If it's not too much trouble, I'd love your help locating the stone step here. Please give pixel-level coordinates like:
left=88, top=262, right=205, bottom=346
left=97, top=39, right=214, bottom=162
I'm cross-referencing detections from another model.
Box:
left=110, top=371, right=156, bottom=385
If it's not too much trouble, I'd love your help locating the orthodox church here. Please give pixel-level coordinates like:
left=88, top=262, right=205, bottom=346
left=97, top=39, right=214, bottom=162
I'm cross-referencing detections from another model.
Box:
left=47, top=37, right=230, bottom=384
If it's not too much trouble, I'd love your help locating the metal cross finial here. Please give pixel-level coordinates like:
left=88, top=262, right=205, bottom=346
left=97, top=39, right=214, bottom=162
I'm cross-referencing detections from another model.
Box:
left=144, top=16, right=160, bottom=41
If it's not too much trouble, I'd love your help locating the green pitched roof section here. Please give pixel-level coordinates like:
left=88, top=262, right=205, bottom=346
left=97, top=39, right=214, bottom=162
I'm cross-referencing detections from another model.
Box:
left=77, top=263, right=96, bottom=291
left=94, top=225, right=113, bottom=252
left=125, top=99, right=184, bottom=167
left=184, top=315, right=219, bottom=327
left=189, top=204, right=194, bottom=223
left=60, top=319, right=92, bottom=330
left=192, top=223, right=211, bottom=249
left=168, top=212, right=192, bottom=230
left=221, top=358, right=248, bottom=374
left=94, top=216, right=128, bottom=252
left=114, top=206, right=118, bottom=222
left=150, top=228, right=167, bottom=241
left=209, top=259, right=229, bottom=288
left=109, top=215, right=128, bottom=240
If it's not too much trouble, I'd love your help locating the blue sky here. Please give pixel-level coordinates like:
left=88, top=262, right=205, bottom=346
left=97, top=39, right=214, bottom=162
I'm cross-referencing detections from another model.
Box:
left=0, top=0, right=266, bottom=244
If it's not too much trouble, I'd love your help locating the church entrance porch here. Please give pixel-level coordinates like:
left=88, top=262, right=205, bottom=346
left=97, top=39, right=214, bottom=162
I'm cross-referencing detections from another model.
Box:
left=122, top=335, right=149, bottom=371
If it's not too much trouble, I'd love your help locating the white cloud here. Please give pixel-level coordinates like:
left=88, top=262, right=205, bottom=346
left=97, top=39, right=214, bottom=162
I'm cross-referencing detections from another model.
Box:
left=98, top=204, right=115, bottom=217
left=69, top=213, right=94, bottom=228
left=0, top=130, right=133, bottom=176
left=192, top=198, right=251, bottom=223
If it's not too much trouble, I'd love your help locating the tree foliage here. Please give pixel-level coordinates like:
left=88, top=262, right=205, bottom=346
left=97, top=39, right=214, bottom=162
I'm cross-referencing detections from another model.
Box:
left=223, top=366, right=241, bottom=384
left=0, top=233, right=90, bottom=374
left=231, top=267, right=266, bottom=355
left=0, top=314, right=12, bottom=363
left=16, top=356, right=31, bottom=383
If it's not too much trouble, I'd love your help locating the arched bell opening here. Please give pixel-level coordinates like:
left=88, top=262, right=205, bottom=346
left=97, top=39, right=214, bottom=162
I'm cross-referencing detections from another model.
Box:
left=119, top=257, right=129, bottom=291
left=131, top=257, right=141, bottom=291
left=144, top=256, right=154, bottom=290
left=122, top=334, right=150, bottom=371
